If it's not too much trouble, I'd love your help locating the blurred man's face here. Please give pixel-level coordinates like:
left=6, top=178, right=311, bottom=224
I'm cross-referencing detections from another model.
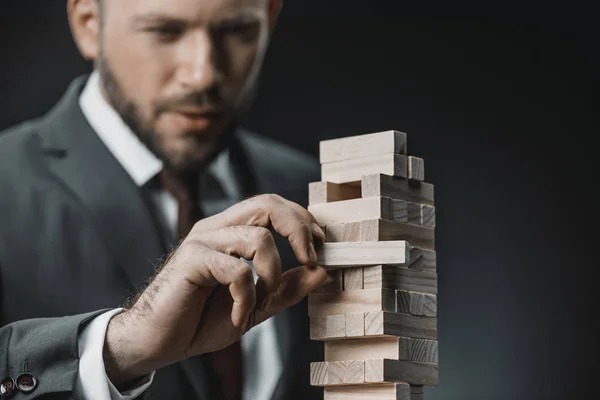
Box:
left=70, top=0, right=280, bottom=171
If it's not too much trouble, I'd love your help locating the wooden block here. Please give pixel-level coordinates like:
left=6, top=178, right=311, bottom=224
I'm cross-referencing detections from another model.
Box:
left=309, top=197, right=408, bottom=226
left=344, top=267, right=364, bottom=290
left=396, top=291, right=437, bottom=317
left=361, top=174, right=434, bottom=206
left=310, top=314, right=346, bottom=340
left=324, top=383, right=411, bottom=400
left=364, top=311, right=437, bottom=340
left=314, top=269, right=343, bottom=293
left=421, top=205, right=435, bottom=228
left=319, top=130, right=407, bottom=164
left=365, top=359, right=438, bottom=386
left=363, top=266, right=438, bottom=295
left=345, top=313, right=365, bottom=337
left=325, top=219, right=434, bottom=251
left=411, top=385, right=424, bottom=394
left=410, top=385, right=424, bottom=400
left=321, top=154, right=408, bottom=184
left=309, top=181, right=361, bottom=205
left=407, top=156, right=425, bottom=181
left=407, top=203, right=436, bottom=228
left=310, top=360, right=365, bottom=386
left=324, top=336, right=438, bottom=364
left=325, top=337, right=399, bottom=361
left=408, top=248, right=436, bottom=272
left=316, top=241, right=410, bottom=268
left=308, top=289, right=396, bottom=317
left=399, top=337, right=438, bottom=364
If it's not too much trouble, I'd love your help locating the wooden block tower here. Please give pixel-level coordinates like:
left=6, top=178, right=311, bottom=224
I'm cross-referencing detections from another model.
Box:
left=307, top=130, right=438, bottom=400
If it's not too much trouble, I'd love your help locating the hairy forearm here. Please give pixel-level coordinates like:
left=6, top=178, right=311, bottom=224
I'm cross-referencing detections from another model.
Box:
left=103, top=311, right=160, bottom=388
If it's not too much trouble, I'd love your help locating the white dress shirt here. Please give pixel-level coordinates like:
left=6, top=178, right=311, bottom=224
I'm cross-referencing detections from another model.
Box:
left=73, top=71, right=282, bottom=400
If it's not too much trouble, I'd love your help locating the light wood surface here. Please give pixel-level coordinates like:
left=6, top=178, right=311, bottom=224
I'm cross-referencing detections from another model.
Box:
left=325, top=219, right=435, bottom=250
left=324, top=383, right=411, bottom=400
left=321, top=154, right=408, bottom=184
left=319, top=130, right=407, bottom=164
left=361, top=174, right=434, bottom=205
left=316, top=241, right=411, bottom=267
left=309, top=197, right=408, bottom=226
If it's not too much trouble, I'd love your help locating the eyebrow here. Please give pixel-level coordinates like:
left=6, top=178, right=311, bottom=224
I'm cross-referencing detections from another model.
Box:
left=131, top=9, right=264, bottom=28
left=131, top=13, right=189, bottom=28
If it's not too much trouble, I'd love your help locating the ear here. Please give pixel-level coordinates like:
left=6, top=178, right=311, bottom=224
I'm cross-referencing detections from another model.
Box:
left=67, top=0, right=101, bottom=61
left=267, top=0, right=283, bottom=33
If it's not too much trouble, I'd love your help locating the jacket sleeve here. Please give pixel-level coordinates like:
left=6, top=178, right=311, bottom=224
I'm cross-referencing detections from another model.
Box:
left=0, top=308, right=111, bottom=399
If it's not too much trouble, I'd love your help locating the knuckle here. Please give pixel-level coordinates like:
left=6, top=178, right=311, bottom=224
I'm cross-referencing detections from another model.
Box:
left=261, top=193, right=283, bottom=206
left=253, top=227, right=274, bottom=246
left=234, top=261, right=254, bottom=281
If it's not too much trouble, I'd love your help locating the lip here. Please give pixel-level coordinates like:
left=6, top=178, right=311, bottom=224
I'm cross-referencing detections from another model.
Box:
left=173, top=109, right=221, bottom=118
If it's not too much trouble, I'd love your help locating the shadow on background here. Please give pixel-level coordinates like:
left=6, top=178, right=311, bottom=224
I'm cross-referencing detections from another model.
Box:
left=1, top=1, right=597, bottom=398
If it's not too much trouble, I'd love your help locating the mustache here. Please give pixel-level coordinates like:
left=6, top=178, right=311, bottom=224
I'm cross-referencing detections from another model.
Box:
left=154, top=90, right=225, bottom=115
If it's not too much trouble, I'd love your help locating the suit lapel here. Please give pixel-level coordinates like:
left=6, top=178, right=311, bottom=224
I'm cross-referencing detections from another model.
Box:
left=39, top=76, right=166, bottom=291
left=38, top=76, right=214, bottom=400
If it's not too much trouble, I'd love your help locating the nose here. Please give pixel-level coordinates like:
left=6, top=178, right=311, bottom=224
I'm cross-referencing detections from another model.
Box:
left=177, top=30, right=223, bottom=92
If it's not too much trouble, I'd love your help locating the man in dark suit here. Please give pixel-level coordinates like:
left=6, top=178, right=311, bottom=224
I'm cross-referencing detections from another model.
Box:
left=0, top=0, right=328, bottom=398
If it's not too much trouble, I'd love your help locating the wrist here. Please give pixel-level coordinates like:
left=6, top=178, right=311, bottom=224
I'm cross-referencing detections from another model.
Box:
left=103, top=310, right=162, bottom=387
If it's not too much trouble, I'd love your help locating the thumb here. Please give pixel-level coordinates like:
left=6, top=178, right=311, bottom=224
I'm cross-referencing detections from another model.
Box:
left=252, top=265, right=327, bottom=327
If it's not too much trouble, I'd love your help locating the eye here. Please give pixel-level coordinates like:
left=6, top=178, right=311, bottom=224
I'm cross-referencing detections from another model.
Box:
left=147, top=24, right=184, bottom=41
left=214, top=21, right=260, bottom=42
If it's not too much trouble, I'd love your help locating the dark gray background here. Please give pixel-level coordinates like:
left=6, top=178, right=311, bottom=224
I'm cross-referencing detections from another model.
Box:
left=1, top=1, right=597, bottom=398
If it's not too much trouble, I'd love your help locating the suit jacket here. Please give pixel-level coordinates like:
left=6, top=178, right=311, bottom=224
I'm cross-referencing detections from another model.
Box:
left=0, top=75, right=323, bottom=399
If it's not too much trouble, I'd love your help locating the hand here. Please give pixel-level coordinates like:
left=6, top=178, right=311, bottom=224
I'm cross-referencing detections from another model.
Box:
left=103, top=194, right=327, bottom=386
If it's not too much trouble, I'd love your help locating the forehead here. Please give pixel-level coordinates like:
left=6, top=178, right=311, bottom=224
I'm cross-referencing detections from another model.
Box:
left=104, top=0, right=267, bottom=20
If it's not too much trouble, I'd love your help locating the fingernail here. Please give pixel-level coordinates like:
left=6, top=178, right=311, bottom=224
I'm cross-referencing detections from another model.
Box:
left=311, top=223, right=326, bottom=240
left=309, top=242, right=318, bottom=262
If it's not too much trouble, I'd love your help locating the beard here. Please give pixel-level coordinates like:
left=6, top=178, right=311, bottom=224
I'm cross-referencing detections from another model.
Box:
left=95, top=50, right=259, bottom=174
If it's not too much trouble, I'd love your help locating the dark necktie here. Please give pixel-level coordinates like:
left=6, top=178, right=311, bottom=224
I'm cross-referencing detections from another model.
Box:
left=158, top=168, right=244, bottom=400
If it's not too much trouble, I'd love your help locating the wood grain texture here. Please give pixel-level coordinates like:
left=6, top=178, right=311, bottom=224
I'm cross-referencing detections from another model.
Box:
left=365, top=359, right=438, bottom=386
left=406, top=203, right=436, bottom=228
left=325, top=337, right=398, bottom=361
left=364, top=311, right=438, bottom=340
left=321, top=154, right=408, bottom=184
left=314, top=269, right=343, bottom=293
left=308, top=288, right=396, bottom=316
left=309, top=197, right=408, bottom=226
left=325, top=219, right=435, bottom=251
left=310, top=360, right=365, bottom=386
left=408, top=248, right=437, bottom=272
left=324, top=336, right=438, bottom=364
left=361, top=174, right=434, bottom=205
left=309, top=181, right=362, bottom=205
left=344, top=267, right=364, bottom=290
left=410, top=385, right=424, bottom=400
left=407, top=156, right=425, bottom=181
left=396, top=290, right=437, bottom=317
left=316, top=241, right=410, bottom=268
left=421, top=205, right=435, bottom=228
left=319, top=130, right=407, bottom=164
left=310, top=314, right=346, bottom=340
left=363, top=266, right=438, bottom=295
left=399, top=337, right=438, bottom=364
left=345, top=313, right=365, bottom=337
left=324, top=383, right=411, bottom=400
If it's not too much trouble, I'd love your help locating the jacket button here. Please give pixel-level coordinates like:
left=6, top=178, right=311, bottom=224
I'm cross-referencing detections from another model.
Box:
left=0, top=377, right=15, bottom=397
left=16, top=374, right=37, bottom=393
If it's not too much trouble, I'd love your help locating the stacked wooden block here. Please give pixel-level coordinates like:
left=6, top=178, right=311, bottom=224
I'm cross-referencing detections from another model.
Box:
left=307, top=130, right=438, bottom=400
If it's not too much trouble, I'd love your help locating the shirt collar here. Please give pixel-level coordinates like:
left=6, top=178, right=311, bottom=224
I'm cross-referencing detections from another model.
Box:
left=79, top=71, right=163, bottom=187
left=78, top=71, right=240, bottom=200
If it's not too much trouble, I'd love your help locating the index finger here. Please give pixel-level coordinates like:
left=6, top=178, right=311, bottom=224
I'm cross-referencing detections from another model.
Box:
left=194, top=194, right=321, bottom=267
